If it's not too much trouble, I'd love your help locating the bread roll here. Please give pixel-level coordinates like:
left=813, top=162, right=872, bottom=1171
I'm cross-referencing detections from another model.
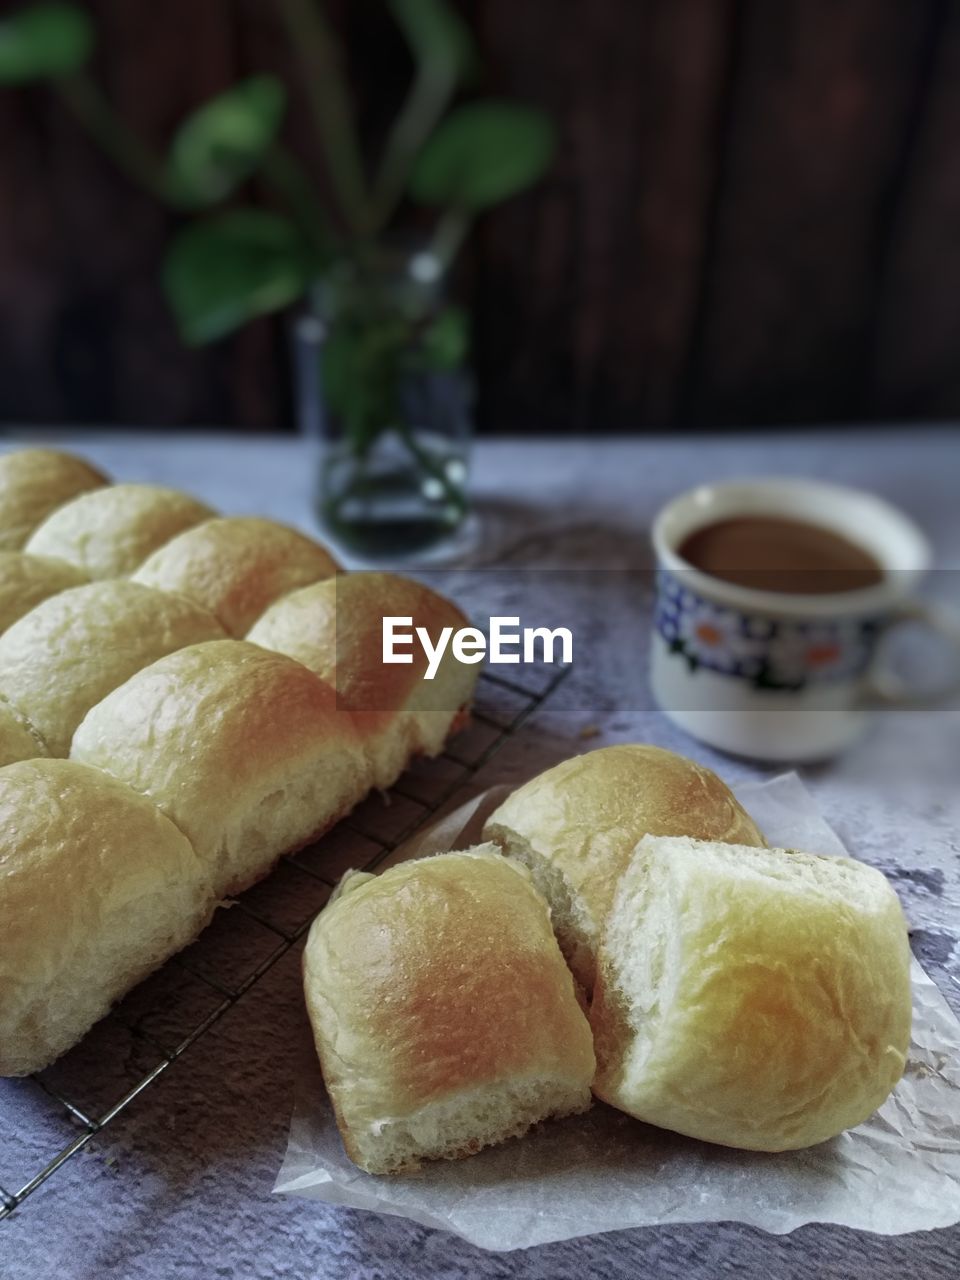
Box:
left=591, top=835, right=912, bottom=1151
left=25, top=483, right=215, bottom=578
left=304, top=847, right=595, bottom=1174
left=247, top=572, right=477, bottom=788
left=0, top=550, right=88, bottom=635
left=0, top=696, right=47, bottom=768
left=71, top=640, right=370, bottom=896
left=0, top=448, right=107, bottom=550
left=132, top=516, right=339, bottom=636
left=0, top=581, right=226, bottom=756
left=0, top=759, right=215, bottom=1076
left=482, top=744, right=765, bottom=991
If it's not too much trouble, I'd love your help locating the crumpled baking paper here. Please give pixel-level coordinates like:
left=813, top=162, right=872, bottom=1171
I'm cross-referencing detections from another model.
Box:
left=273, top=773, right=960, bottom=1250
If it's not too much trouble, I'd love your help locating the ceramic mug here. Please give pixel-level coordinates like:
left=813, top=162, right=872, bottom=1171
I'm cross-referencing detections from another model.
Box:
left=649, top=478, right=960, bottom=761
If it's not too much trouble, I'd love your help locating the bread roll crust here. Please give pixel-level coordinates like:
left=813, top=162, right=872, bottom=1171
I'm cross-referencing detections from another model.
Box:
left=0, top=551, right=88, bottom=635
left=0, top=580, right=227, bottom=756
left=591, top=835, right=913, bottom=1151
left=71, top=640, right=370, bottom=895
left=0, top=448, right=107, bottom=550
left=133, top=516, right=339, bottom=636
left=483, top=744, right=766, bottom=990
left=248, top=572, right=478, bottom=787
left=0, top=759, right=214, bottom=1076
left=304, top=848, right=595, bottom=1173
left=0, top=695, right=48, bottom=768
left=26, top=483, right=215, bottom=578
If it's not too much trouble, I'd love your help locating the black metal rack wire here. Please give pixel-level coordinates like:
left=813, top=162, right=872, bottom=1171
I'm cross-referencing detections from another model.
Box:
left=0, top=663, right=570, bottom=1222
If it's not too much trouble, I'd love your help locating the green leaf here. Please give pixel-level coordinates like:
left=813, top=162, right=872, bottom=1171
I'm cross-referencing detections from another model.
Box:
left=413, top=305, right=468, bottom=370
left=162, top=210, right=313, bottom=345
left=168, top=75, right=286, bottom=207
left=321, top=317, right=406, bottom=454
left=0, top=2, right=93, bottom=83
left=408, top=100, right=556, bottom=209
left=388, top=0, right=474, bottom=83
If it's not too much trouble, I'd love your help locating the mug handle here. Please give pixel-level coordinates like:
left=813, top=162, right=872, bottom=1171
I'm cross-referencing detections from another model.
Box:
left=864, top=599, right=960, bottom=708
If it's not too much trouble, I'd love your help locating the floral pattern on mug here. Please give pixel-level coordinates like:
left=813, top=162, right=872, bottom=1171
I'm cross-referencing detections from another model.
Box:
left=676, top=600, right=765, bottom=676
left=655, top=571, right=880, bottom=691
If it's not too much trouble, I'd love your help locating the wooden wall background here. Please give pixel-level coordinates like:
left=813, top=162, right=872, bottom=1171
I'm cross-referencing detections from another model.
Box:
left=1, top=0, right=960, bottom=433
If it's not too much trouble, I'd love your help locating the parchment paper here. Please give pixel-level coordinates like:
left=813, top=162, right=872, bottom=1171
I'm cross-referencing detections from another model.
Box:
left=274, top=774, right=960, bottom=1250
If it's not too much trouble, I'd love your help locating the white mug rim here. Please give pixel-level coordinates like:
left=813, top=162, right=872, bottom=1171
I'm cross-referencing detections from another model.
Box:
left=652, top=477, right=931, bottom=619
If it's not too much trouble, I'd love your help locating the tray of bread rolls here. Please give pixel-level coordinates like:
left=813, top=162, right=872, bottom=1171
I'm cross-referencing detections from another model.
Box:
left=0, top=446, right=570, bottom=1219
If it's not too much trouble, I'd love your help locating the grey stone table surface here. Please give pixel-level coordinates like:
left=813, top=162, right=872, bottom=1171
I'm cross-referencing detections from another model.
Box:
left=1, top=428, right=959, bottom=1280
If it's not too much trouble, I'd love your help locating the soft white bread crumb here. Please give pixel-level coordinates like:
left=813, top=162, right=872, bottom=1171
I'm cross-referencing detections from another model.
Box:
left=591, top=835, right=913, bottom=1151
left=483, top=744, right=766, bottom=992
left=303, top=846, right=596, bottom=1174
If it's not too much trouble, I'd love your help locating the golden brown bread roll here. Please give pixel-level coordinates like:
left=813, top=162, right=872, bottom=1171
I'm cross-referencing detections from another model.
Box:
left=132, top=515, right=340, bottom=636
left=70, top=640, right=371, bottom=896
left=304, top=847, right=596, bottom=1174
left=0, top=448, right=108, bottom=550
left=0, top=580, right=227, bottom=756
left=247, top=572, right=478, bottom=788
left=0, top=550, right=88, bottom=635
left=0, top=696, right=48, bottom=767
left=25, top=483, right=215, bottom=578
left=590, top=835, right=912, bottom=1151
left=0, top=759, right=215, bottom=1076
left=482, top=744, right=766, bottom=992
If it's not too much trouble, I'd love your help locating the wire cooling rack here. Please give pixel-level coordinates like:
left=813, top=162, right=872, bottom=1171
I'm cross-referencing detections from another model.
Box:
left=0, top=663, right=570, bottom=1222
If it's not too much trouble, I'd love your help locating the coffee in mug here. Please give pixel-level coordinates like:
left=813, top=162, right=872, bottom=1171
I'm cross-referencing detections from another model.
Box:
left=677, top=515, right=884, bottom=595
left=650, top=479, right=960, bottom=761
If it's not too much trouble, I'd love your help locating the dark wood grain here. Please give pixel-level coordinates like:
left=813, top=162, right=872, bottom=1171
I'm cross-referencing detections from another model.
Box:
left=0, top=1, right=958, bottom=432
left=682, top=0, right=944, bottom=427
left=873, top=1, right=960, bottom=419
left=470, top=0, right=734, bottom=431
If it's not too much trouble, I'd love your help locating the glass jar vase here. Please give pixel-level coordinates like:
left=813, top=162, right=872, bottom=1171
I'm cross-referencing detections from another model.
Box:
left=294, top=249, right=473, bottom=561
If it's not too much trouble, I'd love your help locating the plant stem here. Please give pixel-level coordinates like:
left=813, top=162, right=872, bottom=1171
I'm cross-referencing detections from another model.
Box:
left=394, top=420, right=464, bottom=511
left=430, top=208, right=472, bottom=271
left=56, top=73, right=176, bottom=207
left=262, top=144, right=338, bottom=264
left=277, top=0, right=368, bottom=237
left=368, top=63, right=457, bottom=235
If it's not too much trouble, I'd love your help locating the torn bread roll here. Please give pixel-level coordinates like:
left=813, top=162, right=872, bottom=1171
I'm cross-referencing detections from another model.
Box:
left=247, top=572, right=478, bottom=788
left=0, top=448, right=108, bottom=550
left=0, top=550, right=88, bottom=635
left=70, top=640, right=370, bottom=896
left=0, top=759, right=215, bottom=1076
left=0, top=580, right=226, bottom=756
left=132, top=516, right=340, bottom=636
left=25, top=483, right=215, bottom=578
left=591, top=835, right=912, bottom=1151
left=304, top=847, right=595, bottom=1174
left=483, top=744, right=765, bottom=991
